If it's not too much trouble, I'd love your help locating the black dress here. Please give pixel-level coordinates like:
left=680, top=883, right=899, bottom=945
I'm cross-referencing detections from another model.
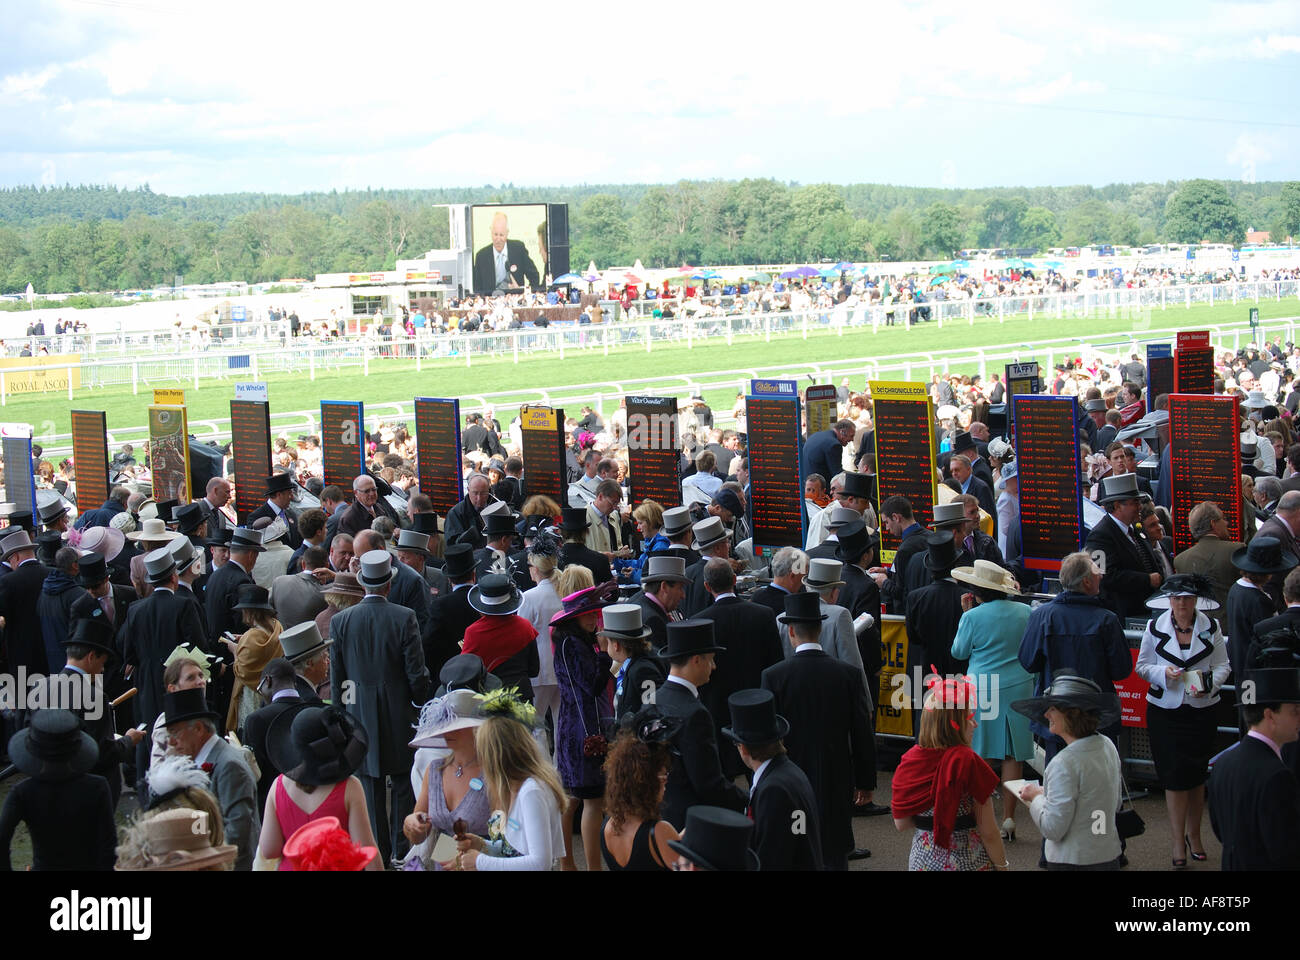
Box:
left=0, top=774, right=117, bottom=870
left=600, top=818, right=669, bottom=872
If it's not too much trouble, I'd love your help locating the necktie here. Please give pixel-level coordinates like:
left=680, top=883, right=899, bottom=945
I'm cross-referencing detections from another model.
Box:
left=496, top=253, right=507, bottom=285
left=100, top=595, right=114, bottom=625
left=1133, top=529, right=1157, bottom=573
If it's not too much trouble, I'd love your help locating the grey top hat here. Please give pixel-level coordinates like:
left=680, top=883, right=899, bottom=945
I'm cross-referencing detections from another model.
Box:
left=930, top=502, right=967, bottom=529
left=596, top=603, right=653, bottom=641
left=229, top=527, right=266, bottom=553
left=144, top=545, right=177, bottom=584
left=38, top=499, right=69, bottom=524
left=642, top=554, right=690, bottom=585
left=280, top=620, right=331, bottom=662
left=1084, top=398, right=1107, bottom=413
left=480, top=500, right=512, bottom=520
left=804, top=557, right=846, bottom=589
left=395, top=529, right=433, bottom=557
left=826, top=506, right=860, bottom=529
left=660, top=506, right=693, bottom=537
left=357, top=549, right=393, bottom=587
left=0, top=530, right=35, bottom=560
left=692, top=516, right=730, bottom=551
left=1097, top=472, right=1140, bottom=505
left=168, top=535, right=197, bottom=569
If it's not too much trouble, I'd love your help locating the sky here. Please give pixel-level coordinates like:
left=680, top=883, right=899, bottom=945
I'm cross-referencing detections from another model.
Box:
left=1, top=0, right=1298, bottom=196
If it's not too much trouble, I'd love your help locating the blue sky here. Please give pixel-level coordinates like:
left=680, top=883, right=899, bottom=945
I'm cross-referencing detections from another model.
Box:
left=1, top=0, right=1297, bottom=196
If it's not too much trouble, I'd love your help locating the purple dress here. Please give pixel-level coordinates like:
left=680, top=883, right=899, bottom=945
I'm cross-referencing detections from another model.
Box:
left=552, top=625, right=613, bottom=798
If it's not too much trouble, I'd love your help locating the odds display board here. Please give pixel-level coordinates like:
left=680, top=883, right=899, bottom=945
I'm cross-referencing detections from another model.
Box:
left=1174, top=330, right=1213, bottom=395
left=230, top=399, right=272, bottom=524
left=70, top=410, right=110, bottom=510
left=1168, top=393, right=1242, bottom=554
left=1014, top=395, right=1084, bottom=571
left=625, top=395, right=680, bottom=509
left=747, top=379, right=804, bottom=555
left=1, top=434, right=35, bottom=526
left=870, top=380, right=936, bottom=564
left=320, top=401, right=365, bottom=499
left=519, top=405, right=566, bottom=506
left=1146, top=343, right=1174, bottom=412
left=414, top=397, right=464, bottom=517
left=147, top=405, right=192, bottom=502
left=804, top=384, right=838, bottom=437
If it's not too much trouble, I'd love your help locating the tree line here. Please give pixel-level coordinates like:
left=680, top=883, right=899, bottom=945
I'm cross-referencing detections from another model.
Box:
left=1, top=179, right=1297, bottom=295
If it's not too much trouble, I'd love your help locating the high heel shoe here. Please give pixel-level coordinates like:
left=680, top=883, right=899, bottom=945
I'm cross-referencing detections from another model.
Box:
left=1186, top=836, right=1207, bottom=862
left=1001, top=818, right=1016, bottom=841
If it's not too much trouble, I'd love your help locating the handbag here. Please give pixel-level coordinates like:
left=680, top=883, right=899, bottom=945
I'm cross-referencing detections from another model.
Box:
left=1116, top=773, right=1145, bottom=840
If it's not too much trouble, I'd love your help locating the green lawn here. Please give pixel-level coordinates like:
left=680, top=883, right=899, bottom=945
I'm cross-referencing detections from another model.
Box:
left=15, top=297, right=1299, bottom=445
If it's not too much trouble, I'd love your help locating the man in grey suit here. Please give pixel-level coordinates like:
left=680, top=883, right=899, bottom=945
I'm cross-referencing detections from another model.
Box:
left=330, top=550, right=430, bottom=866
left=781, top=558, right=868, bottom=684
left=271, top=545, right=329, bottom=628
left=396, top=527, right=449, bottom=598
left=1173, top=501, right=1246, bottom=613
left=163, top=687, right=259, bottom=870
left=1258, top=492, right=1300, bottom=566
left=354, top=529, right=432, bottom=645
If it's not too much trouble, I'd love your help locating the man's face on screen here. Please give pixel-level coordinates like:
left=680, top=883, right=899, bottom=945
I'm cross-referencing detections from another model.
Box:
left=491, top=217, right=509, bottom=252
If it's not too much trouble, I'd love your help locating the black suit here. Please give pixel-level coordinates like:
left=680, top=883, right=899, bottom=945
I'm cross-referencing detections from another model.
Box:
left=800, top=430, right=845, bottom=486
left=679, top=558, right=715, bottom=619
left=246, top=502, right=303, bottom=550
left=443, top=498, right=485, bottom=550
left=655, top=678, right=746, bottom=830
left=749, top=753, right=825, bottom=871
left=243, top=693, right=317, bottom=814
left=762, top=648, right=875, bottom=869
left=961, top=475, right=998, bottom=533
left=880, top=525, right=930, bottom=615
left=338, top=498, right=398, bottom=539
left=905, top=578, right=966, bottom=679
left=628, top=590, right=671, bottom=654
left=426, top=585, right=478, bottom=678
left=59, top=667, right=133, bottom=810
left=696, top=596, right=784, bottom=778
left=558, top=541, right=611, bottom=584
left=0, top=560, right=50, bottom=673
left=204, top=559, right=254, bottom=728
left=748, top=584, right=794, bottom=619
left=472, top=238, right=540, bottom=295
left=1208, top=735, right=1300, bottom=870
left=614, top=654, right=665, bottom=719
left=1084, top=512, right=1161, bottom=622
left=838, top=565, right=883, bottom=680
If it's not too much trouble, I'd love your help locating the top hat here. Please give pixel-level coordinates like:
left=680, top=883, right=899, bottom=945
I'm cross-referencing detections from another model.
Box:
left=395, top=529, right=434, bottom=557
left=930, top=502, right=967, bottom=529
left=168, top=535, right=198, bottom=569
left=280, top=816, right=377, bottom=872
left=923, top=530, right=959, bottom=573
left=666, top=806, right=759, bottom=871
left=1145, top=572, right=1220, bottom=611
left=722, top=688, right=791, bottom=746
left=127, top=517, right=184, bottom=544
left=660, top=506, right=693, bottom=537
left=825, top=506, right=860, bottom=530
left=692, top=516, right=730, bottom=551
left=642, top=554, right=691, bottom=585
left=952, top=559, right=1019, bottom=596
left=280, top=620, right=332, bottom=663
left=0, top=530, right=35, bottom=561
left=442, top=543, right=475, bottom=579
left=777, top=590, right=828, bottom=625
left=840, top=472, right=873, bottom=500
left=480, top=500, right=512, bottom=522
left=833, top=519, right=876, bottom=565
left=267, top=705, right=369, bottom=787
left=266, top=473, right=294, bottom=495
left=38, top=499, right=69, bottom=525
left=173, top=502, right=207, bottom=535
left=558, top=507, right=590, bottom=531
left=144, top=545, right=178, bottom=584
left=468, top=574, right=523, bottom=617
left=656, top=618, right=726, bottom=660
left=952, top=431, right=976, bottom=453
left=435, top=653, right=502, bottom=698
left=596, top=603, right=653, bottom=642
left=1084, top=398, right=1107, bottom=413
left=6, top=709, right=98, bottom=781
left=409, top=689, right=487, bottom=749
left=76, top=551, right=109, bottom=587
left=154, top=500, right=179, bottom=524
left=483, top=512, right=517, bottom=538
left=203, top=528, right=234, bottom=549
left=161, top=687, right=220, bottom=727
left=357, top=549, right=394, bottom=587
left=233, top=583, right=275, bottom=613
left=1232, top=536, right=1299, bottom=575
left=549, top=579, right=620, bottom=628
left=66, top=606, right=117, bottom=660
left=410, top=512, right=441, bottom=536
left=1097, top=473, right=1141, bottom=505
left=229, top=527, right=266, bottom=553
left=805, top=559, right=846, bottom=591
left=1011, top=672, right=1122, bottom=729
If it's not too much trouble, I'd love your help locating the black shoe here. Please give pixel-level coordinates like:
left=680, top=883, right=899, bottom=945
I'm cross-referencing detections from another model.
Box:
left=848, top=847, right=872, bottom=860
left=853, top=802, right=890, bottom=817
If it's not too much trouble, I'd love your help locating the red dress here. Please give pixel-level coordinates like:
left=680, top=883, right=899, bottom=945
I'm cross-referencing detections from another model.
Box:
left=275, top=776, right=348, bottom=871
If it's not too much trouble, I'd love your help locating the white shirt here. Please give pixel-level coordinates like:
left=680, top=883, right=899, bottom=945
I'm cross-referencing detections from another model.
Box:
left=665, top=674, right=699, bottom=698
left=794, top=642, right=823, bottom=654
left=194, top=734, right=219, bottom=768
left=475, top=777, right=565, bottom=872
left=749, top=758, right=774, bottom=797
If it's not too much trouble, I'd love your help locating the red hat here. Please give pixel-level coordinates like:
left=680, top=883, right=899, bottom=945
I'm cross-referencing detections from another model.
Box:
left=282, top=816, right=377, bottom=871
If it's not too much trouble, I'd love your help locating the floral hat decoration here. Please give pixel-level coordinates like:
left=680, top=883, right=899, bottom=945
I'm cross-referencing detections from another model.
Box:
left=475, top=686, right=539, bottom=729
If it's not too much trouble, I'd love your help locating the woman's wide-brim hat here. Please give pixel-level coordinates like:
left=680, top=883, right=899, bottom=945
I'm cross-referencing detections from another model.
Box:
left=1232, top=535, right=1299, bottom=575
left=267, top=705, right=369, bottom=787
left=952, top=560, right=1020, bottom=596
left=1011, top=672, right=1121, bottom=729
left=114, top=808, right=239, bottom=872
left=409, top=688, right=486, bottom=748
left=232, top=584, right=275, bottom=613
left=468, top=573, right=523, bottom=616
left=1145, top=572, right=1220, bottom=610
left=126, top=517, right=184, bottom=543
left=7, top=709, right=98, bottom=781
left=550, top=579, right=620, bottom=627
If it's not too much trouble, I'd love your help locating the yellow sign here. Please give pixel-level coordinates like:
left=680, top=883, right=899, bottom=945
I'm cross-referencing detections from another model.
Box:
left=148, top=405, right=192, bottom=503
left=0, top=354, right=82, bottom=394
left=520, top=405, right=558, bottom=431
left=876, top=615, right=913, bottom=738
left=153, top=389, right=186, bottom=406
left=869, top=380, right=931, bottom=401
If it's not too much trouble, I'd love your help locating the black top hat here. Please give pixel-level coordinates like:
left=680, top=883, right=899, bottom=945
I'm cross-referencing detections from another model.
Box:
left=35, top=530, right=63, bottom=562
left=1011, top=672, right=1122, bottom=728
left=161, top=687, right=220, bottom=726
left=174, top=502, right=207, bottom=535
left=953, top=431, right=976, bottom=453
left=923, top=530, right=959, bottom=573
left=410, top=513, right=441, bottom=535
left=6, top=709, right=98, bottom=781
left=232, top=584, right=275, bottom=613
left=834, top=519, right=876, bottom=565
left=266, top=473, right=294, bottom=495
left=722, top=689, right=791, bottom=746
left=435, top=653, right=503, bottom=698
left=266, top=705, right=368, bottom=787
left=777, top=590, right=828, bottom=626
left=204, top=528, right=234, bottom=549
left=155, top=499, right=179, bottom=524
left=442, top=543, right=476, bottom=579
left=667, top=806, right=759, bottom=871
left=65, top=607, right=117, bottom=660
left=656, top=618, right=726, bottom=660
left=76, top=552, right=109, bottom=587
left=468, top=574, right=523, bottom=617
left=1232, top=536, right=1299, bottom=576
left=559, top=507, right=590, bottom=531
left=483, top=513, right=517, bottom=538
left=840, top=472, right=873, bottom=500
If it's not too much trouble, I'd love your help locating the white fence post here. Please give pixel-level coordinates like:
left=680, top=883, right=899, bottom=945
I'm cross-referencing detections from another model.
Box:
left=1186, top=287, right=1191, bottom=309
left=193, top=357, right=199, bottom=389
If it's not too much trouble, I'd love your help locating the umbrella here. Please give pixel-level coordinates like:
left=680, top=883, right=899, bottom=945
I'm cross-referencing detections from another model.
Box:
left=623, top=273, right=642, bottom=284
left=794, top=266, right=819, bottom=278
left=1004, top=258, right=1026, bottom=269
left=929, top=263, right=955, bottom=275
left=691, top=269, right=721, bottom=280
left=779, top=269, right=802, bottom=279
left=928, top=275, right=949, bottom=287
left=1044, top=260, right=1063, bottom=268
left=1021, top=261, right=1037, bottom=270
left=819, top=267, right=840, bottom=278
left=549, top=273, right=584, bottom=285
left=834, top=261, right=853, bottom=272
left=749, top=272, right=772, bottom=283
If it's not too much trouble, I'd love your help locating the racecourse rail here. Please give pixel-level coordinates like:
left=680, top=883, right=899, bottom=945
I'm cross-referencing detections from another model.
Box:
left=26, top=312, right=1299, bottom=461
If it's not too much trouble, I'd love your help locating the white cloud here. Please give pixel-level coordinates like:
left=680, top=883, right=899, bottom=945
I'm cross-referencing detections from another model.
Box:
left=1, top=65, right=62, bottom=100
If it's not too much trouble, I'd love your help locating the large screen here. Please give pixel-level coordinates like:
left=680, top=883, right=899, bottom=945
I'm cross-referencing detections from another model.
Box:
left=870, top=381, right=937, bottom=563
left=519, top=406, right=566, bottom=508
left=1014, top=395, right=1083, bottom=571
left=230, top=400, right=272, bottom=524
left=1169, top=394, right=1242, bottom=553
left=626, top=395, right=680, bottom=509
left=414, top=397, right=464, bottom=517
left=471, top=203, right=554, bottom=295
left=747, top=380, right=805, bottom=555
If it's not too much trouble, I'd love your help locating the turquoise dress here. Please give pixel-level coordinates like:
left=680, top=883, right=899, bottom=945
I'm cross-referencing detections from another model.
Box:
left=950, top=599, right=1035, bottom=761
